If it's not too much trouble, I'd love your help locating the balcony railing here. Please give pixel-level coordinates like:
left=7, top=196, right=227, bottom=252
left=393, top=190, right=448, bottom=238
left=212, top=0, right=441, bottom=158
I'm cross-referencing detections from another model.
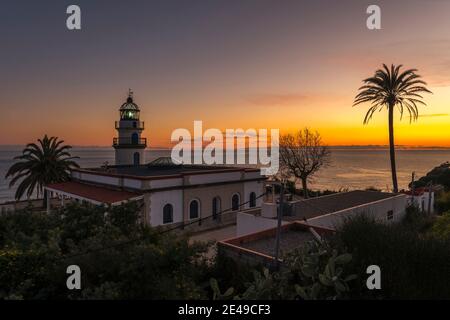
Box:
left=113, top=137, right=147, bottom=147
left=115, top=121, right=144, bottom=130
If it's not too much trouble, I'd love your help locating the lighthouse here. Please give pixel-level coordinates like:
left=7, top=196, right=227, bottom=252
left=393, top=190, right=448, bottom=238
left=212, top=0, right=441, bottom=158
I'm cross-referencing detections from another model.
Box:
left=113, top=90, right=147, bottom=165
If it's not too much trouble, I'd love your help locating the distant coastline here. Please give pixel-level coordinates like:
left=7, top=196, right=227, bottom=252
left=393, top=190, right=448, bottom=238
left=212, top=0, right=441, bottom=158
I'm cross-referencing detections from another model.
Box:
left=1, top=146, right=450, bottom=204
left=1, top=144, right=450, bottom=150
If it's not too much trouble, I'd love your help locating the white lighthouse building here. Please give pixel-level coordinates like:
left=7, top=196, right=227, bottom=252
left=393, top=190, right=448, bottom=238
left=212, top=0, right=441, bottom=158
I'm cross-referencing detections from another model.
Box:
left=113, top=90, right=147, bottom=165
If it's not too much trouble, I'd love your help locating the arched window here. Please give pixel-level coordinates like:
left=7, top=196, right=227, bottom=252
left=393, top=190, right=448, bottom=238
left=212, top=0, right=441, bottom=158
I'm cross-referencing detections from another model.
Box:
left=232, top=193, right=240, bottom=211
left=249, top=192, right=257, bottom=208
left=131, top=132, right=139, bottom=144
left=163, top=204, right=173, bottom=224
left=212, top=197, right=221, bottom=220
left=189, top=199, right=200, bottom=219
left=133, top=152, right=140, bottom=165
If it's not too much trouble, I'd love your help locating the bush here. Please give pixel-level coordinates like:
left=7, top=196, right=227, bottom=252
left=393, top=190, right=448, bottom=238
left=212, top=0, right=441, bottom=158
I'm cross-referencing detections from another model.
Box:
left=333, top=215, right=450, bottom=299
left=401, top=205, right=435, bottom=233
left=412, top=162, right=450, bottom=189
left=436, top=191, right=450, bottom=213
left=429, top=212, right=450, bottom=241
left=210, top=240, right=357, bottom=300
left=0, top=202, right=210, bottom=299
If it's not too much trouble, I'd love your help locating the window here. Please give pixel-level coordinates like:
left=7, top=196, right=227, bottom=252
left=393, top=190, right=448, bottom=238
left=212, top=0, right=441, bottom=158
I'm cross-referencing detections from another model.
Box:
left=249, top=192, right=257, bottom=208
left=212, top=197, right=221, bottom=220
left=387, top=210, right=394, bottom=220
left=131, top=132, right=139, bottom=144
left=189, top=199, right=200, bottom=219
left=163, top=204, right=173, bottom=224
left=232, top=193, right=240, bottom=211
left=133, top=152, right=140, bottom=165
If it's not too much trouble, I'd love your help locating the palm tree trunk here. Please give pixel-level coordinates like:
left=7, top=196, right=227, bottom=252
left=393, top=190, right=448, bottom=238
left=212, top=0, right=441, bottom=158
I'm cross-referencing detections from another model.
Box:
left=43, top=189, right=48, bottom=209
left=301, top=178, right=309, bottom=199
left=388, top=104, right=399, bottom=193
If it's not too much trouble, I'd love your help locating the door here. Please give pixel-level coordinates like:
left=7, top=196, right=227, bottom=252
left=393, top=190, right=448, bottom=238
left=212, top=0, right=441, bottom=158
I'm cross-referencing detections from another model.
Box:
left=133, top=152, right=140, bottom=165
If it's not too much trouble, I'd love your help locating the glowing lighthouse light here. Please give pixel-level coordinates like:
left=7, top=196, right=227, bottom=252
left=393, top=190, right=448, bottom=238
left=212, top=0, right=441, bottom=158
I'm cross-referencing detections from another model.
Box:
left=112, top=89, right=147, bottom=165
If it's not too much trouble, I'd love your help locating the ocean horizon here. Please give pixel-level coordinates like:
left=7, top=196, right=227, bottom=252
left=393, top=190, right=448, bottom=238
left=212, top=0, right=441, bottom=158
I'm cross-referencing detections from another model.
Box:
left=1, top=145, right=449, bottom=203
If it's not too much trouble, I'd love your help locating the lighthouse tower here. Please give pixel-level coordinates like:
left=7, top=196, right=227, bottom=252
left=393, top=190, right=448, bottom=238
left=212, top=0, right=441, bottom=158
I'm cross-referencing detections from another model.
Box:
left=113, top=90, right=147, bottom=165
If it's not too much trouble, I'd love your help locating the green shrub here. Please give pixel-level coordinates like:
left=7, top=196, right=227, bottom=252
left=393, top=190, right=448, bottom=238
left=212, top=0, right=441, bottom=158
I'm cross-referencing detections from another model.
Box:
left=0, top=202, right=210, bottom=299
left=429, top=212, right=450, bottom=241
left=334, top=215, right=450, bottom=299
left=412, top=162, right=450, bottom=189
left=436, top=191, right=450, bottom=213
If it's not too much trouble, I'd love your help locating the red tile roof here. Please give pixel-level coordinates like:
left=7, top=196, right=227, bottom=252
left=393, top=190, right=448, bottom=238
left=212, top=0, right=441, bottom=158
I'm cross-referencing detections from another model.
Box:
left=46, top=181, right=142, bottom=205
left=403, top=187, right=434, bottom=196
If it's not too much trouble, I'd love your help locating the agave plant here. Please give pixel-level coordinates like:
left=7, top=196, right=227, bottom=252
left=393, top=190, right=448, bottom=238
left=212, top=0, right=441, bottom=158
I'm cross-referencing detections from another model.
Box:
left=287, top=241, right=357, bottom=300
left=210, top=278, right=234, bottom=300
left=5, top=135, right=79, bottom=203
left=353, top=64, right=431, bottom=192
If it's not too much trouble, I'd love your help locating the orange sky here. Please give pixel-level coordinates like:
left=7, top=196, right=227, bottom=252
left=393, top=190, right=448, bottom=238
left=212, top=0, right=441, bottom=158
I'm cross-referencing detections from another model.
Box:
left=0, top=1, right=449, bottom=147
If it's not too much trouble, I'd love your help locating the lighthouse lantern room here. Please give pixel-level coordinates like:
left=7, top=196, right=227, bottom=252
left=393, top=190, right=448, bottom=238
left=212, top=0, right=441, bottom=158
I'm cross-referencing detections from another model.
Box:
left=113, top=90, right=147, bottom=165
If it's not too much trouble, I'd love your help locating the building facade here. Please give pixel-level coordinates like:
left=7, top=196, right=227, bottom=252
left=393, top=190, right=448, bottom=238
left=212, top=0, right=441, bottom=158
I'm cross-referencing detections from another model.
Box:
left=44, top=92, right=267, bottom=230
left=236, top=190, right=408, bottom=236
left=46, top=163, right=266, bottom=229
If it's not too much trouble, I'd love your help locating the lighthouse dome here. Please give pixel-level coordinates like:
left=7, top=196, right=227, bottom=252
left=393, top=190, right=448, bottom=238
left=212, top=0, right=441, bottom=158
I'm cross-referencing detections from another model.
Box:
left=119, top=91, right=140, bottom=120
left=120, top=96, right=140, bottom=111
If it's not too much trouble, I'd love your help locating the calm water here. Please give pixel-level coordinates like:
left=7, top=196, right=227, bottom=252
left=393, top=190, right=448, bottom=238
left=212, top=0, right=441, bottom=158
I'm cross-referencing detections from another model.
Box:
left=1, top=146, right=449, bottom=203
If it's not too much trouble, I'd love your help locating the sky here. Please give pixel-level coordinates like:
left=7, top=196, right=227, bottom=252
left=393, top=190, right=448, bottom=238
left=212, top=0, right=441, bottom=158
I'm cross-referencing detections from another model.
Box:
left=0, top=0, right=449, bottom=147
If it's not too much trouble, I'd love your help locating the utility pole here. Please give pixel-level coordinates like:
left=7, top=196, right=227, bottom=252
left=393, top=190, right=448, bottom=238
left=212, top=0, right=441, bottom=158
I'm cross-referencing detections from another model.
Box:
left=427, top=181, right=433, bottom=215
left=411, top=171, right=415, bottom=207
left=274, top=182, right=284, bottom=271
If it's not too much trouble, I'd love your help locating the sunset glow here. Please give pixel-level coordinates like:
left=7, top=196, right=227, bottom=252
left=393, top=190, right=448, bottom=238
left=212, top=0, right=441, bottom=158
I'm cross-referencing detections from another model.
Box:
left=1, top=0, right=449, bottom=147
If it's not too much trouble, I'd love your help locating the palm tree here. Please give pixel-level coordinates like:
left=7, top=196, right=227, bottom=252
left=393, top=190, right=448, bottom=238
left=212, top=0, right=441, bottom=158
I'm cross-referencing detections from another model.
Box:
left=353, top=64, right=431, bottom=193
left=5, top=135, right=79, bottom=205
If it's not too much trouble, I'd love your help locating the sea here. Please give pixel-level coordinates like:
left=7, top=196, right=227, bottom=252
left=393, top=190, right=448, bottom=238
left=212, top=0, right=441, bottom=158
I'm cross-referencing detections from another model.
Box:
left=1, top=146, right=449, bottom=204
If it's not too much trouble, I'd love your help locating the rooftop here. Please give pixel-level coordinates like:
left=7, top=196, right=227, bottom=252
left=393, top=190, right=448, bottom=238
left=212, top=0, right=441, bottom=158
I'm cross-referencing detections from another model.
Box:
left=79, top=158, right=259, bottom=178
left=220, top=222, right=334, bottom=261
left=46, top=181, right=142, bottom=205
left=241, top=227, right=315, bottom=258
left=284, top=190, right=402, bottom=221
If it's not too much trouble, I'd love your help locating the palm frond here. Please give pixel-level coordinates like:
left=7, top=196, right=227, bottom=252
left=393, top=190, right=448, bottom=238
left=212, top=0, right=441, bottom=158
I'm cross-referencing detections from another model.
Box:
left=353, top=64, right=431, bottom=124
left=5, top=135, right=79, bottom=200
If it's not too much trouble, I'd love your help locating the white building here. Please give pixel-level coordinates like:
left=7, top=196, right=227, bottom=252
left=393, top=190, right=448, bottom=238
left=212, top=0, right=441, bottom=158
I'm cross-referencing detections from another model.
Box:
left=236, top=190, right=408, bottom=236
left=45, top=92, right=266, bottom=231
left=403, top=187, right=435, bottom=213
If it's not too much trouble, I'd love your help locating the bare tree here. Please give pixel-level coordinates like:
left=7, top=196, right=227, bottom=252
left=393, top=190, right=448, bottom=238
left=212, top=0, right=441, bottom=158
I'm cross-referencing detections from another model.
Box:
left=279, top=128, right=331, bottom=198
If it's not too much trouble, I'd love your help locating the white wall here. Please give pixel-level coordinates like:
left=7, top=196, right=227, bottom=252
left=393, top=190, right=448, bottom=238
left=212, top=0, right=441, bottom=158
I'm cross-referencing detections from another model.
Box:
left=79, top=172, right=120, bottom=186
left=115, top=148, right=145, bottom=166
left=188, top=171, right=242, bottom=185
left=148, top=190, right=183, bottom=226
left=236, top=195, right=408, bottom=235
left=123, top=178, right=143, bottom=189
left=149, top=177, right=183, bottom=189
left=407, top=192, right=434, bottom=213
left=305, top=195, right=407, bottom=229
left=236, top=212, right=288, bottom=237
